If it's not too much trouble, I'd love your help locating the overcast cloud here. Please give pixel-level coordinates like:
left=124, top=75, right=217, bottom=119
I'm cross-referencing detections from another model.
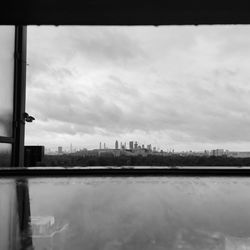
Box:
left=25, top=25, right=250, bottom=151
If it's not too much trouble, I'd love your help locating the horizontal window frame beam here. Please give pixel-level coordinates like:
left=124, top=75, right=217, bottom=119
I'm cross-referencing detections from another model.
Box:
left=1, top=167, right=250, bottom=177
left=2, top=6, right=250, bottom=25
left=0, top=136, right=14, bottom=143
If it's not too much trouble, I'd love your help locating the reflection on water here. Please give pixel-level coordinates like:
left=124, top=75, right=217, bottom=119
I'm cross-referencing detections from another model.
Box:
left=2, top=177, right=250, bottom=249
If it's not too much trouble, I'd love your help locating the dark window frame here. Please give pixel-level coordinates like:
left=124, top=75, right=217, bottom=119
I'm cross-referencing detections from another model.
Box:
left=2, top=1, right=250, bottom=25
left=12, top=26, right=27, bottom=167
left=0, top=26, right=26, bottom=167
left=1, top=4, right=250, bottom=175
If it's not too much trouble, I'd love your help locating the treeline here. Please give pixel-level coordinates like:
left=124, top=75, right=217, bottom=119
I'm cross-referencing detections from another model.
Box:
left=36, top=154, right=250, bottom=167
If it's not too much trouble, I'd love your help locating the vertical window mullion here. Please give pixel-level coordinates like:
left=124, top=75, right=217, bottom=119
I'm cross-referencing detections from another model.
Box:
left=12, top=26, right=27, bottom=167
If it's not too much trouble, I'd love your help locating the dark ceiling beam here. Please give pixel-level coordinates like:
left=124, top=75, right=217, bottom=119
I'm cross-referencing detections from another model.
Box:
left=2, top=1, right=250, bottom=25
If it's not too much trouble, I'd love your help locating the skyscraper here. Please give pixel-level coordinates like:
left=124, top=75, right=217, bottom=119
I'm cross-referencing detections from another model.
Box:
left=115, top=140, right=119, bottom=149
left=134, top=141, right=138, bottom=149
left=129, top=141, right=134, bottom=150
left=58, top=146, right=63, bottom=154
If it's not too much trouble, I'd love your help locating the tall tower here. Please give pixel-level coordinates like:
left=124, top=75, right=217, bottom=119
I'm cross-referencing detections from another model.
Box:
left=99, top=142, right=102, bottom=149
left=134, top=141, right=138, bottom=149
left=115, top=140, right=119, bottom=149
left=58, top=146, right=63, bottom=154
left=129, top=141, right=134, bottom=150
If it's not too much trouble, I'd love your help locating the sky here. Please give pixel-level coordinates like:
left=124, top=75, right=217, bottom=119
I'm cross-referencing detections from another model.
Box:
left=25, top=25, right=250, bottom=152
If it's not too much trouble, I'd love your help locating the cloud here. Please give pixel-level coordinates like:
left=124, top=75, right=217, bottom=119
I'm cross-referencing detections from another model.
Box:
left=73, top=27, right=148, bottom=66
left=25, top=25, right=250, bottom=150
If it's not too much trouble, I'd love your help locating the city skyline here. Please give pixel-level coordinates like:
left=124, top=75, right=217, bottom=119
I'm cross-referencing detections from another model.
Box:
left=45, top=141, right=250, bottom=160
left=45, top=139, right=245, bottom=154
left=25, top=25, right=250, bottom=151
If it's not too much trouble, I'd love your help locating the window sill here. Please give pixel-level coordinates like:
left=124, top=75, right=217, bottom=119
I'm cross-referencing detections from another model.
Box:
left=1, top=166, right=250, bottom=176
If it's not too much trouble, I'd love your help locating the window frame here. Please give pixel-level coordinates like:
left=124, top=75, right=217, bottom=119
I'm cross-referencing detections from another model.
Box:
left=1, top=5, right=250, bottom=174
left=0, top=26, right=26, bottom=167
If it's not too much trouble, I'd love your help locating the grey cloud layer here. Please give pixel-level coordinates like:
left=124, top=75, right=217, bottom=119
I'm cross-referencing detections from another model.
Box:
left=26, top=26, right=250, bottom=148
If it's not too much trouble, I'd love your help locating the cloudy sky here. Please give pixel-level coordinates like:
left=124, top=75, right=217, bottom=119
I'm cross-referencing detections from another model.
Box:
left=25, top=25, right=250, bottom=152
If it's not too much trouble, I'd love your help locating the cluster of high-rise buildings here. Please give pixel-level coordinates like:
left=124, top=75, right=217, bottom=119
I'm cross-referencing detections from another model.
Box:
left=99, top=140, right=157, bottom=151
left=47, top=144, right=250, bottom=159
left=113, top=140, right=157, bottom=151
left=91, top=140, right=161, bottom=157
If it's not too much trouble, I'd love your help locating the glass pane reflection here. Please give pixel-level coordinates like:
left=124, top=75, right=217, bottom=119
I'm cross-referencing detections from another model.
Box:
left=25, top=177, right=250, bottom=250
left=4, top=177, right=250, bottom=250
left=0, top=179, right=33, bottom=250
left=0, top=179, right=19, bottom=249
left=0, top=143, right=12, bottom=167
left=0, top=26, right=15, bottom=137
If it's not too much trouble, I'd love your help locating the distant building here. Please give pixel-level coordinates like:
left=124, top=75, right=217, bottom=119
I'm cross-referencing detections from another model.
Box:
left=147, top=144, right=152, bottom=151
left=98, top=149, right=121, bottom=157
left=120, top=142, right=125, bottom=150
left=99, top=151, right=114, bottom=157
left=58, top=146, right=63, bottom=154
left=227, top=151, right=250, bottom=158
left=134, top=141, right=138, bottom=149
left=115, top=140, right=119, bottom=149
left=132, top=148, right=147, bottom=157
left=129, top=141, right=134, bottom=150
left=204, top=150, right=210, bottom=156
left=211, top=149, right=224, bottom=156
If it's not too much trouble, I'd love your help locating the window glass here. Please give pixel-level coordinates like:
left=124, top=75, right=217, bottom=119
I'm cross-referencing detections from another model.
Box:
left=26, top=26, right=250, bottom=167
left=25, top=177, right=250, bottom=249
left=0, top=179, right=19, bottom=248
left=0, top=26, right=15, bottom=137
left=0, top=143, right=12, bottom=167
